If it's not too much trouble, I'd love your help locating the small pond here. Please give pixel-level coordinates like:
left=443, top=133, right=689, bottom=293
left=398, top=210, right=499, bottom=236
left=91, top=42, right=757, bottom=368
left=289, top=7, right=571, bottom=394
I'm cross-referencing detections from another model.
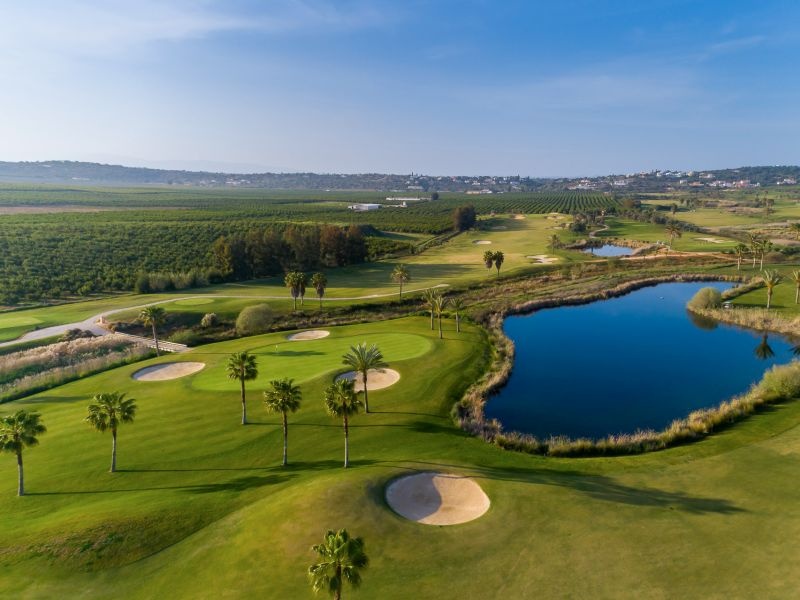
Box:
left=583, top=244, right=634, bottom=257
left=485, top=282, right=797, bottom=440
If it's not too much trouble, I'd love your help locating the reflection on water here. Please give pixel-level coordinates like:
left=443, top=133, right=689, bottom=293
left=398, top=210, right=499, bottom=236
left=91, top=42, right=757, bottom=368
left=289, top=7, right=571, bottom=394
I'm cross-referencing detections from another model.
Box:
left=486, top=282, right=796, bottom=439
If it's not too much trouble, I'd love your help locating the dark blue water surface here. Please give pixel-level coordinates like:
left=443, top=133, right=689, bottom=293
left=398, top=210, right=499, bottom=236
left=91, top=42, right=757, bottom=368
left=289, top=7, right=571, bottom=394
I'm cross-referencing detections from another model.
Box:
left=583, top=244, right=634, bottom=257
left=485, top=282, right=797, bottom=439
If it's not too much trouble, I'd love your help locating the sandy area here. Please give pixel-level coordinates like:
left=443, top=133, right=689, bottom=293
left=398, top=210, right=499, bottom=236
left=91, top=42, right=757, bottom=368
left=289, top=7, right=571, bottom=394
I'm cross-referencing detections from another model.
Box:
left=513, top=215, right=526, bottom=220
left=133, top=362, right=205, bottom=381
left=287, top=330, right=330, bottom=341
left=337, top=368, right=400, bottom=391
left=695, top=237, right=725, bottom=244
left=527, top=254, right=559, bottom=264
left=385, top=472, right=491, bottom=525
left=473, top=240, right=492, bottom=245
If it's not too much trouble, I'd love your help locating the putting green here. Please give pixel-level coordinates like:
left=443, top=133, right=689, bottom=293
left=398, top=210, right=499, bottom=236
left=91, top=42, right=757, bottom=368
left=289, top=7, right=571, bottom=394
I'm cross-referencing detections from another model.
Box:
left=172, top=298, right=215, bottom=306
left=190, top=331, right=433, bottom=392
left=0, top=315, right=42, bottom=330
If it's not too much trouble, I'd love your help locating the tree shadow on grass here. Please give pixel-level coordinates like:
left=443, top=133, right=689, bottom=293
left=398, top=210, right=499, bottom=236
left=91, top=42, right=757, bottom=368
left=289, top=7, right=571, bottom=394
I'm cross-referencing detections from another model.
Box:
left=12, top=395, right=86, bottom=406
left=383, top=460, right=746, bottom=515
left=28, top=473, right=295, bottom=496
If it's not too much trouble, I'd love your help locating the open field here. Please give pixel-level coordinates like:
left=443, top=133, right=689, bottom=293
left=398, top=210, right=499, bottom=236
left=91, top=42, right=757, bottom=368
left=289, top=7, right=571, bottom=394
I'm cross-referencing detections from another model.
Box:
left=1, top=316, right=800, bottom=597
left=599, top=218, right=739, bottom=251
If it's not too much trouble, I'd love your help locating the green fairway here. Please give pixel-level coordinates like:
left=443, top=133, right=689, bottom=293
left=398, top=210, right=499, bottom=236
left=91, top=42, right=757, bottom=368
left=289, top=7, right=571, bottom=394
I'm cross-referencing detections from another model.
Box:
left=599, top=218, right=738, bottom=251
left=1, top=316, right=800, bottom=598
left=189, top=331, right=432, bottom=391
left=0, top=214, right=581, bottom=343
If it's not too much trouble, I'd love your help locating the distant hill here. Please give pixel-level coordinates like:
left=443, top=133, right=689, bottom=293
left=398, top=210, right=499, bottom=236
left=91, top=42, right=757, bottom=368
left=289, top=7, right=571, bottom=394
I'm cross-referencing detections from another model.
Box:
left=0, top=160, right=797, bottom=193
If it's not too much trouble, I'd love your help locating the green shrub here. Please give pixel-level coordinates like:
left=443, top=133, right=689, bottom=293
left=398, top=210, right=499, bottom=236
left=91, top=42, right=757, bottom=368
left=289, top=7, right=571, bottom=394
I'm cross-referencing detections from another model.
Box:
left=236, top=304, right=274, bottom=336
left=687, top=286, right=722, bottom=310
left=168, top=329, right=204, bottom=347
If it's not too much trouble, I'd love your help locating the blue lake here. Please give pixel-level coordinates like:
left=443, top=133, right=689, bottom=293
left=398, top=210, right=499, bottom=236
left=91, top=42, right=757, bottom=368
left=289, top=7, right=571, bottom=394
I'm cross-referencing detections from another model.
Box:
left=485, top=282, right=797, bottom=440
left=583, top=244, right=634, bottom=257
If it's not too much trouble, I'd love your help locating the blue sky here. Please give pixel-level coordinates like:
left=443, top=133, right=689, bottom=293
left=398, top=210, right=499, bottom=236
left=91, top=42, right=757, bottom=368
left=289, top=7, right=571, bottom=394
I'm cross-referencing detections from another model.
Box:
left=1, top=0, right=798, bottom=176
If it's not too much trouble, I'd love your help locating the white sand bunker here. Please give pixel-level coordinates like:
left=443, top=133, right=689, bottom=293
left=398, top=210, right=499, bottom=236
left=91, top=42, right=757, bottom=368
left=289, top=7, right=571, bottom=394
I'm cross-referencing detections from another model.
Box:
left=473, top=240, right=492, bottom=245
left=133, top=362, right=205, bottom=381
left=337, top=368, right=400, bottom=391
left=696, top=237, right=725, bottom=244
left=527, top=254, right=559, bottom=264
left=513, top=215, right=526, bottom=220
left=287, top=330, right=330, bottom=341
left=386, top=472, right=490, bottom=525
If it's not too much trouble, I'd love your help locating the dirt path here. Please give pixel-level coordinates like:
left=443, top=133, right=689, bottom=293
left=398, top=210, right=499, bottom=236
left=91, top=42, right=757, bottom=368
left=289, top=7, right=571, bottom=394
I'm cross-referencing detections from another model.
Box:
left=0, top=284, right=450, bottom=348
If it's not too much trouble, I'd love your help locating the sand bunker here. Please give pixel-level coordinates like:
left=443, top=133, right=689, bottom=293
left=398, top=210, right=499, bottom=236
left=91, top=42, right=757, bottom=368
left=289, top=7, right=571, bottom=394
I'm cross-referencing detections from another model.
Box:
left=527, top=254, right=559, bottom=264
left=386, top=472, right=490, bottom=525
left=287, top=330, right=330, bottom=341
left=133, top=362, right=205, bottom=381
left=473, top=240, right=492, bottom=245
left=695, top=237, right=725, bottom=244
left=337, top=368, right=400, bottom=391
left=513, top=215, right=526, bottom=220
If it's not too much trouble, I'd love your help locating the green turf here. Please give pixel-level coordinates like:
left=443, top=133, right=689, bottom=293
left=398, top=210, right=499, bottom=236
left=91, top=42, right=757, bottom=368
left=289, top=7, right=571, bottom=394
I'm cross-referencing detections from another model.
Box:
left=2, top=316, right=800, bottom=598
left=599, top=218, right=738, bottom=251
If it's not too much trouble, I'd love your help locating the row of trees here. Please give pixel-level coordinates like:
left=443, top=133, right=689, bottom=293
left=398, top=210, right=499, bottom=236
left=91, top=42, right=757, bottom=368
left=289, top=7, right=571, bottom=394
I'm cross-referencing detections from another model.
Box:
left=0, top=341, right=391, bottom=496
left=226, top=342, right=387, bottom=467
left=211, top=224, right=368, bottom=281
left=483, top=251, right=505, bottom=277
left=285, top=271, right=329, bottom=310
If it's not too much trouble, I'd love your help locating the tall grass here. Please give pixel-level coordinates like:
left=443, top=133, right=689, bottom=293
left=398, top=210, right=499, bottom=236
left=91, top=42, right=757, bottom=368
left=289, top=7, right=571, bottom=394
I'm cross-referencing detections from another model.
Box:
left=0, top=335, right=152, bottom=403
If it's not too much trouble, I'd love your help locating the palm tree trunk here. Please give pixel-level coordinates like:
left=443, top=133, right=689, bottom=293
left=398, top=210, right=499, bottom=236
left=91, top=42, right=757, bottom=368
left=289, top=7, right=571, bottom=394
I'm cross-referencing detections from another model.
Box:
left=767, top=291, right=772, bottom=309
left=319, top=295, right=323, bottom=309
left=760, top=255, right=765, bottom=270
left=438, top=313, right=442, bottom=339
left=111, top=428, right=117, bottom=473
left=152, top=323, right=160, bottom=356
left=737, top=256, right=741, bottom=270
left=343, top=414, right=349, bottom=468
left=293, top=296, right=297, bottom=310
left=16, top=450, right=23, bottom=497
left=398, top=282, right=403, bottom=299
left=334, top=566, right=342, bottom=600
left=362, top=371, right=369, bottom=413
left=430, top=309, right=434, bottom=330
left=282, top=412, right=288, bottom=466
left=240, top=379, right=247, bottom=425
left=795, top=285, right=799, bottom=304
left=456, top=313, right=460, bottom=333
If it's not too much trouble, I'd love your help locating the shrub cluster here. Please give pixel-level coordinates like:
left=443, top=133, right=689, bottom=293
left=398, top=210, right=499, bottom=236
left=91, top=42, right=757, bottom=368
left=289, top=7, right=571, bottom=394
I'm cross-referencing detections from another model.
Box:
left=687, top=286, right=722, bottom=310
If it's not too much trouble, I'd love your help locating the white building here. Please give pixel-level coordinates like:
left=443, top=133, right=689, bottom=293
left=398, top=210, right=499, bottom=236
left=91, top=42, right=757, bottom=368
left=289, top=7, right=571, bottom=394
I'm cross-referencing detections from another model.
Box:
left=348, top=203, right=381, bottom=211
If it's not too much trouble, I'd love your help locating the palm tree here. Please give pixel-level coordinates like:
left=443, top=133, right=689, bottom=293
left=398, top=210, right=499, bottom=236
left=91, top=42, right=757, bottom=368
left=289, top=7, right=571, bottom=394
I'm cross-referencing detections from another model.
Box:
left=665, top=222, right=682, bottom=249
left=548, top=234, right=561, bottom=252
left=263, top=378, right=302, bottom=466
left=341, top=343, right=387, bottom=414
left=139, top=305, right=167, bottom=356
left=324, top=379, right=363, bottom=468
left=85, top=392, right=137, bottom=473
left=748, top=234, right=762, bottom=268
left=311, top=272, right=328, bottom=309
left=421, top=288, right=437, bottom=330
left=450, top=297, right=465, bottom=333
left=390, top=264, right=410, bottom=299
left=298, top=272, right=308, bottom=306
left=285, top=271, right=302, bottom=310
left=762, top=269, right=782, bottom=309
left=227, top=351, right=259, bottom=425
left=733, top=243, right=748, bottom=271
left=0, top=410, right=46, bottom=496
left=432, top=292, right=449, bottom=339
left=754, top=334, right=775, bottom=360
left=493, top=251, right=504, bottom=277
left=483, top=250, right=494, bottom=271
left=790, top=269, right=800, bottom=304
left=759, top=240, right=773, bottom=270
left=308, top=529, right=369, bottom=600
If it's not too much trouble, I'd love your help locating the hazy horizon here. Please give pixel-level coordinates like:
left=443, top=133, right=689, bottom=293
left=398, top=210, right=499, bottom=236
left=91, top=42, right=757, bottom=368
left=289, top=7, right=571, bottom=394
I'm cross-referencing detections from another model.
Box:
left=2, top=1, right=799, bottom=176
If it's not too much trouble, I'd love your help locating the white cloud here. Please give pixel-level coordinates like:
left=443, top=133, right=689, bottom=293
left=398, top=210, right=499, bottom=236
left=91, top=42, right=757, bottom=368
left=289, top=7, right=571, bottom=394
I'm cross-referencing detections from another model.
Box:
left=0, top=1, right=393, bottom=58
